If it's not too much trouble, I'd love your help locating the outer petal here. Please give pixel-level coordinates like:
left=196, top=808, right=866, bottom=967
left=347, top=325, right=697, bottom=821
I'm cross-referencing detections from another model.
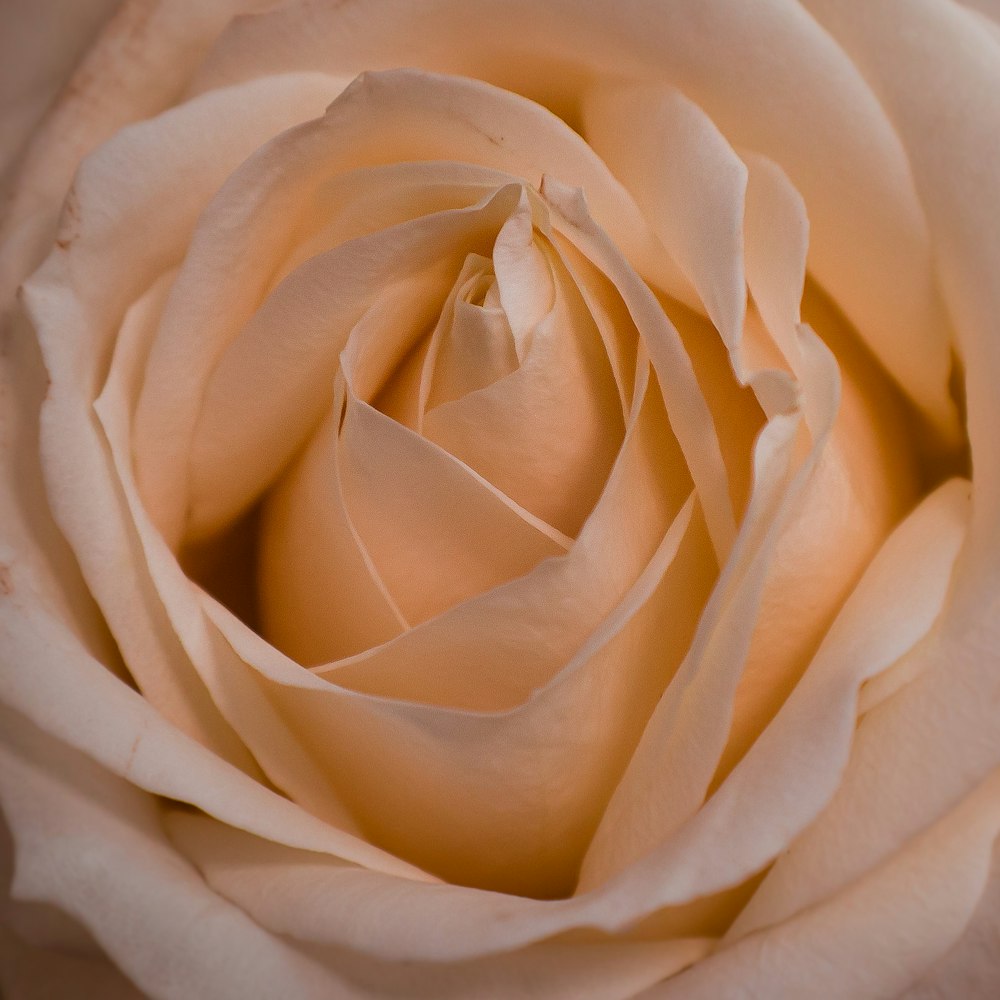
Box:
left=0, top=0, right=289, bottom=309
left=0, top=710, right=357, bottom=999
left=647, top=770, right=1000, bottom=1000
left=901, top=839, right=1000, bottom=999
left=0, top=0, right=119, bottom=185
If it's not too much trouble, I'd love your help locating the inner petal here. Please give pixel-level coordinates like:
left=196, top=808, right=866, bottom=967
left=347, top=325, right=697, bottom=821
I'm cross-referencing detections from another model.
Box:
left=425, top=263, right=519, bottom=409
left=422, top=230, right=625, bottom=538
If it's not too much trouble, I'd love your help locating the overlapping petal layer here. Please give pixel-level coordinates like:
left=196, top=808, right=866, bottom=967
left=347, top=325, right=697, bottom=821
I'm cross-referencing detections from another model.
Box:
left=2, top=2, right=996, bottom=996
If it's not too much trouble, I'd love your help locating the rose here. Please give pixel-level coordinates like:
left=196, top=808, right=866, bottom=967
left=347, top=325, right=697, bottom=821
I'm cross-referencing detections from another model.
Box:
left=2, top=2, right=999, bottom=997
left=1, top=1, right=999, bottom=997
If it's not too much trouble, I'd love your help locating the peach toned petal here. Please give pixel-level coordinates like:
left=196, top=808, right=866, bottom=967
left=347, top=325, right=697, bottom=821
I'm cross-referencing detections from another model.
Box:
left=315, top=356, right=702, bottom=711
left=94, top=250, right=708, bottom=898
left=487, top=188, right=554, bottom=356
left=421, top=260, right=519, bottom=410
left=169, top=812, right=714, bottom=996
left=582, top=83, right=746, bottom=353
left=648, top=771, right=1000, bottom=1000
left=580, top=312, right=834, bottom=890
left=423, top=226, right=624, bottom=537
left=578, top=395, right=809, bottom=890
left=725, top=558, right=999, bottom=947
left=319, top=351, right=696, bottom=687
left=29, top=258, right=261, bottom=772
left=197, top=0, right=955, bottom=430
left=96, top=230, right=703, bottom=893
left=0, top=300, right=119, bottom=672
left=716, top=286, right=923, bottom=781
left=0, top=0, right=302, bottom=309
left=0, top=568, right=423, bottom=877
left=241, top=65, right=694, bottom=300
left=185, top=186, right=525, bottom=541
left=801, top=0, right=1000, bottom=631
left=583, top=472, right=966, bottom=928
left=741, top=153, right=808, bottom=373
left=333, top=389, right=569, bottom=626
left=0, top=714, right=357, bottom=999
left=99, top=356, right=365, bottom=832
left=223, top=498, right=695, bottom=897
left=135, top=69, right=687, bottom=543
left=553, top=238, right=638, bottom=421
left=543, top=176, right=737, bottom=562
left=258, top=397, right=407, bottom=666
left=20, top=70, right=349, bottom=741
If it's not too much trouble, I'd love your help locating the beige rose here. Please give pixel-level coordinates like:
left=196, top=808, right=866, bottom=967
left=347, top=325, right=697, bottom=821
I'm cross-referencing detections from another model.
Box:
left=1, top=1, right=999, bottom=997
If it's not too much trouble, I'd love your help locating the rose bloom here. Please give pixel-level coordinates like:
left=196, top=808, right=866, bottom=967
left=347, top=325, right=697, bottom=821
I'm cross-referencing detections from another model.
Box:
left=1, top=0, right=1000, bottom=997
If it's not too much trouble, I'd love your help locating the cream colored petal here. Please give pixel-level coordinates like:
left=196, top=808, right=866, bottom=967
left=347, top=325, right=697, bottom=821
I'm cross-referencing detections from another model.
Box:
left=584, top=474, right=967, bottom=930
left=423, top=234, right=624, bottom=538
left=168, top=812, right=714, bottom=997
left=0, top=713, right=358, bottom=999
left=1, top=807, right=103, bottom=958
left=32, top=261, right=262, bottom=773
left=802, top=0, right=1000, bottom=642
left=98, top=260, right=708, bottom=898
left=0, top=570, right=423, bottom=877
left=0, top=299, right=118, bottom=672
left=488, top=187, right=554, bottom=356
left=18, top=71, right=373, bottom=763
left=100, top=361, right=366, bottom=832
left=723, top=565, right=1000, bottom=947
left=421, top=258, right=519, bottom=411
left=281, top=163, right=511, bottom=283
left=72, top=176, right=713, bottom=901
left=583, top=84, right=747, bottom=353
left=258, top=394, right=408, bottom=667
left=718, top=477, right=969, bottom=939
left=135, top=68, right=685, bottom=544
left=715, top=285, right=923, bottom=781
left=578, top=394, right=809, bottom=890
left=741, top=153, right=808, bottom=373
left=334, top=389, right=569, bottom=626
left=581, top=317, right=919, bottom=891
left=647, top=771, right=1000, bottom=1000
left=542, top=176, right=736, bottom=562
left=553, top=238, right=638, bottom=421
left=318, top=357, right=701, bottom=709
left=578, top=120, right=792, bottom=466
left=185, top=187, right=523, bottom=542
left=226, top=64, right=692, bottom=298
left=0, top=0, right=302, bottom=309
left=197, top=0, right=955, bottom=430
left=209, top=492, right=697, bottom=898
